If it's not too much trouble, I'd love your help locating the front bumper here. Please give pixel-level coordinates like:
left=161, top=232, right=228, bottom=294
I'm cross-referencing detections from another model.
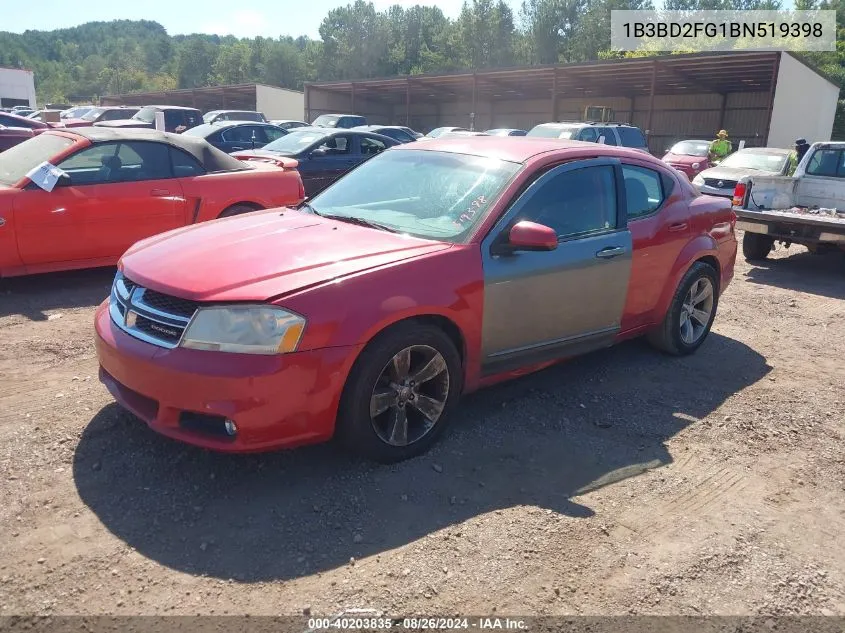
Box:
left=94, top=301, right=361, bottom=452
left=695, top=183, right=733, bottom=198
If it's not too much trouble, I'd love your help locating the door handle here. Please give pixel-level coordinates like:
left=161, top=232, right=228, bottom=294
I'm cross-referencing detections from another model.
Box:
left=231, top=146, right=244, bottom=151
left=596, top=246, right=625, bottom=259
left=150, top=189, right=171, bottom=197
left=668, top=222, right=688, bottom=232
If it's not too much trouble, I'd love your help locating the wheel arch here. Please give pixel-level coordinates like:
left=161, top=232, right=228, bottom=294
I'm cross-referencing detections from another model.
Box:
left=218, top=201, right=264, bottom=218
left=654, top=235, right=721, bottom=323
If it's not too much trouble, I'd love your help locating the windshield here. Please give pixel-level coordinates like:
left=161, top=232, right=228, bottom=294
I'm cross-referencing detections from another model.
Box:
left=313, top=115, right=339, bottom=128
left=670, top=141, right=710, bottom=157
left=720, top=150, right=788, bottom=172
left=0, top=133, right=75, bottom=186
left=133, top=107, right=157, bottom=124
left=308, top=149, right=520, bottom=243
left=202, top=112, right=220, bottom=123
left=62, top=107, right=91, bottom=119
left=263, top=130, right=328, bottom=155
left=81, top=107, right=105, bottom=122
left=527, top=125, right=577, bottom=139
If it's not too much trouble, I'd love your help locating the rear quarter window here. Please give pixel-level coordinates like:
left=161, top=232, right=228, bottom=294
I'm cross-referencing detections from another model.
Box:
left=618, top=127, right=647, bottom=148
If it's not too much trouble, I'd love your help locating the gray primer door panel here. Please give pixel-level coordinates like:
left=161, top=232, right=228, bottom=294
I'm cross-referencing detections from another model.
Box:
left=480, top=158, right=633, bottom=374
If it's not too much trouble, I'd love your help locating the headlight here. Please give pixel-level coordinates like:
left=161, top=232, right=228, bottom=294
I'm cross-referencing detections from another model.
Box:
left=691, top=162, right=700, bottom=170
left=181, top=306, right=305, bottom=355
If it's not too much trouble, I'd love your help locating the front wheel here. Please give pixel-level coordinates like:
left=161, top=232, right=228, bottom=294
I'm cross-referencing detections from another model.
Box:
left=336, top=323, right=462, bottom=463
left=648, top=262, right=719, bottom=356
left=742, top=232, right=773, bottom=261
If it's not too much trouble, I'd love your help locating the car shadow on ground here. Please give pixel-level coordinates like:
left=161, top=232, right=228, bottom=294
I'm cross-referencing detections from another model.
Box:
left=743, top=250, right=845, bottom=300
left=73, top=332, right=770, bottom=583
left=0, top=267, right=115, bottom=320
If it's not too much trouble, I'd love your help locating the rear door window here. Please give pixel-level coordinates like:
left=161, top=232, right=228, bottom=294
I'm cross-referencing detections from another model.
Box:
left=618, top=127, right=647, bottom=148
left=622, top=164, right=665, bottom=219
left=597, top=128, right=618, bottom=146
left=578, top=127, right=599, bottom=143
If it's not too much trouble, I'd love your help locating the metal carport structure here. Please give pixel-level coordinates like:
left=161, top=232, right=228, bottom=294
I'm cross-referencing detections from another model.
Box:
left=304, top=51, right=839, bottom=152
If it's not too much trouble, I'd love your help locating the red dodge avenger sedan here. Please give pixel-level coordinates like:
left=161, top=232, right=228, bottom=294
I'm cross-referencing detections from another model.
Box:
left=95, top=137, right=737, bottom=462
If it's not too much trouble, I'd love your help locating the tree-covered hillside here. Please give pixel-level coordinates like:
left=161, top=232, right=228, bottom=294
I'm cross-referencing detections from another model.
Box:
left=1, top=0, right=843, bottom=112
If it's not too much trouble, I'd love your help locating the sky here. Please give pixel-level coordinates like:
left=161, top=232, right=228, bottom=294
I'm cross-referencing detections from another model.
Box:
left=2, top=0, right=520, bottom=39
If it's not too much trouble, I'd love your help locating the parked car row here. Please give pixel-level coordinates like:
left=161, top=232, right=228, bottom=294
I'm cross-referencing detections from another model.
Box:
left=1, top=109, right=741, bottom=463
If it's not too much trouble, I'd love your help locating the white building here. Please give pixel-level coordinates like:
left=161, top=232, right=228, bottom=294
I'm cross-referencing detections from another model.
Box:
left=101, top=83, right=305, bottom=121
left=0, top=67, right=36, bottom=109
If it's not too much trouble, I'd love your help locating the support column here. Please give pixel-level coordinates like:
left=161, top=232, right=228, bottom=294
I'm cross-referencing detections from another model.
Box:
left=646, top=60, right=657, bottom=151
left=551, top=70, right=558, bottom=121
left=470, top=73, right=478, bottom=131
left=405, top=79, right=411, bottom=126
left=628, top=96, right=635, bottom=125
left=304, top=83, right=311, bottom=123
left=762, top=53, right=781, bottom=147
left=718, top=92, right=727, bottom=131
left=350, top=83, right=356, bottom=114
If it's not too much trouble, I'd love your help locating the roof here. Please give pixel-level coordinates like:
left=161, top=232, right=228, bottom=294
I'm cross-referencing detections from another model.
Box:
left=307, top=51, right=822, bottom=103
left=143, top=105, right=201, bottom=112
left=393, top=136, right=655, bottom=163
left=55, top=127, right=247, bottom=172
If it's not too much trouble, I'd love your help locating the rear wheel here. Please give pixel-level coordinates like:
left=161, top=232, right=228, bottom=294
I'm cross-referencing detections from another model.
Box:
left=742, top=232, right=773, bottom=261
left=218, top=203, right=261, bottom=218
left=648, top=261, right=719, bottom=356
left=336, top=323, right=462, bottom=463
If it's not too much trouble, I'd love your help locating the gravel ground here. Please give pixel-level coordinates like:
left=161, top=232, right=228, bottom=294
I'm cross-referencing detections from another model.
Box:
left=0, top=234, right=843, bottom=617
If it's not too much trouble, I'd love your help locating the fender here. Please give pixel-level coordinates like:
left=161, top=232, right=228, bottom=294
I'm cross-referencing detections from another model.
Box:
left=653, top=234, right=720, bottom=322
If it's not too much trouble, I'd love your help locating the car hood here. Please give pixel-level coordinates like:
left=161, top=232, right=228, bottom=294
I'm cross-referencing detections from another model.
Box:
left=120, top=208, right=451, bottom=302
left=664, top=153, right=705, bottom=165
left=697, top=165, right=778, bottom=180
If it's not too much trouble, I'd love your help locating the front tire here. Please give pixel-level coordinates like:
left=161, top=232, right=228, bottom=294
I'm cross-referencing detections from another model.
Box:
left=336, top=323, right=462, bottom=463
left=742, top=232, right=773, bottom=261
left=648, top=262, right=719, bottom=356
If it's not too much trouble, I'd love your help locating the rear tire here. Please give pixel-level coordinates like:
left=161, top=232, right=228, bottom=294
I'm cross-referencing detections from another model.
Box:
left=336, top=323, right=462, bottom=463
left=218, top=204, right=260, bottom=218
left=648, top=261, right=719, bottom=356
left=742, top=232, right=773, bottom=261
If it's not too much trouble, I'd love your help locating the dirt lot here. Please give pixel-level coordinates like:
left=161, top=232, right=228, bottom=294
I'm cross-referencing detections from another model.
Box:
left=0, top=235, right=844, bottom=618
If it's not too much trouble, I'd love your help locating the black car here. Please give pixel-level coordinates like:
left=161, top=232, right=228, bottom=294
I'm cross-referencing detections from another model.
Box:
left=232, top=127, right=399, bottom=197
left=183, top=121, right=288, bottom=153
left=352, top=125, right=417, bottom=144
left=95, top=106, right=203, bottom=134
left=312, top=113, right=367, bottom=129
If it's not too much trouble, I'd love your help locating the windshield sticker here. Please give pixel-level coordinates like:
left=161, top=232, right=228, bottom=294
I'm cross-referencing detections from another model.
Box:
left=26, top=162, right=65, bottom=193
left=455, top=194, right=488, bottom=226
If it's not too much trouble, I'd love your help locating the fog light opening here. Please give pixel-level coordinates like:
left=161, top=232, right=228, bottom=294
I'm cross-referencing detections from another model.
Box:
left=224, top=419, right=238, bottom=436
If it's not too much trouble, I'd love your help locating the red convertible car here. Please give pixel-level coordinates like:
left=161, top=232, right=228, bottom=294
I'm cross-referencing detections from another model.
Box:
left=0, top=128, right=305, bottom=278
left=95, top=137, right=737, bottom=462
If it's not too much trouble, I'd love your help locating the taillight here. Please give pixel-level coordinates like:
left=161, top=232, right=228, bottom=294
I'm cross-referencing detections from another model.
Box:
left=732, top=182, right=746, bottom=207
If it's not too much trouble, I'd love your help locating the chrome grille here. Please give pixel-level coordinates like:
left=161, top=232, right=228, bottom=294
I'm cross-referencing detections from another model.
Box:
left=109, top=272, right=198, bottom=349
left=703, top=178, right=737, bottom=189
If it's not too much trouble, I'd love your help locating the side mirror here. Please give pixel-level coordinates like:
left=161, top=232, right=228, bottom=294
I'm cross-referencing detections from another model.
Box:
left=56, top=173, right=72, bottom=187
left=507, top=221, right=558, bottom=251
left=311, top=148, right=328, bottom=158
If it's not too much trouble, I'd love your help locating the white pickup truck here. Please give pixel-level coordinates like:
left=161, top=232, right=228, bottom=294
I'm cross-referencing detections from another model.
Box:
left=732, top=141, right=845, bottom=261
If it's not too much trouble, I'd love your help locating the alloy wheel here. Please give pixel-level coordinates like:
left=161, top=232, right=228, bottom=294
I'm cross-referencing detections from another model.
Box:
left=369, top=345, right=450, bottom=447
left=679, top=277, right=715, bottom=345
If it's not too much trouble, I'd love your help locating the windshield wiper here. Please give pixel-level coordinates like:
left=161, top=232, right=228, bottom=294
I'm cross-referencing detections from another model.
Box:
left=318, top=213, right=399, bottom=233
left=298, top=200, right=318, bottom=214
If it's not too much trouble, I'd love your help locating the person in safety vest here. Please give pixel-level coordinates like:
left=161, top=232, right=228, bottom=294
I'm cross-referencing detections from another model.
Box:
left=708, top=130, right=732, bottom=165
